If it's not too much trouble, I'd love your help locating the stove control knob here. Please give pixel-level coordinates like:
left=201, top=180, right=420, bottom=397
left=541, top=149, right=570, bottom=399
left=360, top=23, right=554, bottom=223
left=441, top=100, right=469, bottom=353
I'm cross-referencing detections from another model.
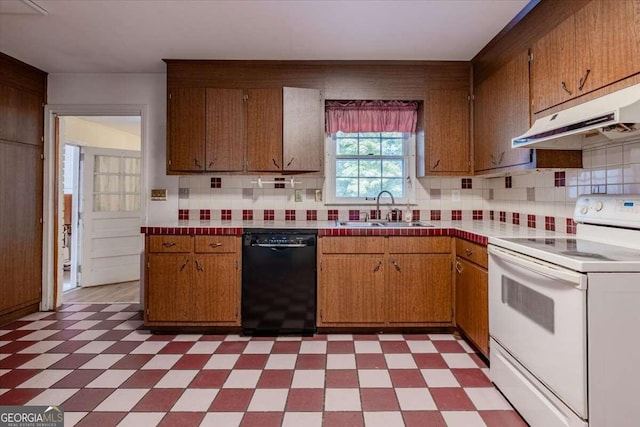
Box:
left=595, top=201, right=604, bottom=211
left=580, top=206, right=588, bottom=214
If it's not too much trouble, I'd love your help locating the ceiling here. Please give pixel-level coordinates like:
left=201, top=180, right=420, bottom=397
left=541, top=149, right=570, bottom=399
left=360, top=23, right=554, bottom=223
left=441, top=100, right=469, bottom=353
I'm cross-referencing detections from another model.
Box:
left=0, top=0, right=530, bottom=74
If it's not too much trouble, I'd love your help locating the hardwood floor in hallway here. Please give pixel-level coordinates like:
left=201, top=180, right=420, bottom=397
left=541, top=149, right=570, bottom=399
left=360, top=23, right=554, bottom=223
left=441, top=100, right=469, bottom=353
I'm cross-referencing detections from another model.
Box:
left=63, top=280, right=140, bottom=303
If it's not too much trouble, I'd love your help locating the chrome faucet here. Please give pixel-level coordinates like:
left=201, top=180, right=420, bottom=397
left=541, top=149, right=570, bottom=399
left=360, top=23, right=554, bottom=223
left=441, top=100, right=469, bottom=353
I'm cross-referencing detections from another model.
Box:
left=375, top=190, right=395, bottom=221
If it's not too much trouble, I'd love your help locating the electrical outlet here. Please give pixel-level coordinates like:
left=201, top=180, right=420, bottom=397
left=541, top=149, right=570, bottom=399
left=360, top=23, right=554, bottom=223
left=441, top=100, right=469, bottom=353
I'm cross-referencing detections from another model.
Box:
left=315, top=189, right=323, bottom=202
left=294, top=189, right=303, bottom=202
left=451, top=190, right=461, bottom=202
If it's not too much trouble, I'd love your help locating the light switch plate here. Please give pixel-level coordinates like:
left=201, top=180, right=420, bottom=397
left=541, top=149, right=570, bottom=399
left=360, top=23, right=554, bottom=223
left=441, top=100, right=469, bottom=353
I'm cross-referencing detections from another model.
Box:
left=294, top=189, right=303, bottom=202
left=151, top=189, right=167, bottom=201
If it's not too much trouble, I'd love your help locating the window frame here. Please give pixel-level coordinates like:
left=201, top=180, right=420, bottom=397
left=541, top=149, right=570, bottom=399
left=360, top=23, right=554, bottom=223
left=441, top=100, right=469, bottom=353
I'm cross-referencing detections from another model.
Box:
left=324, top=132, right=416, bottom=205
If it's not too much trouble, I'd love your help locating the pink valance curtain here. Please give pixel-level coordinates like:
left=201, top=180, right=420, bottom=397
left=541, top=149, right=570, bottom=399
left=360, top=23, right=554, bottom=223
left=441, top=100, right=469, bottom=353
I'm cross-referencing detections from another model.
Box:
left=325, top=100, right=418, bottom=134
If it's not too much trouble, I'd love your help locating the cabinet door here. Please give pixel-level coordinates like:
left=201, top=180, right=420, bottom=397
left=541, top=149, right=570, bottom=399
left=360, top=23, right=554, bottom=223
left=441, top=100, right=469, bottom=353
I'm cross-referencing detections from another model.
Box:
left=455, top=257, right=488, bottom=356
left=283, top=87, right=322, bottom=172
left=167, top=88, right=206, bottom=172
left=474, top=51, right=531, bottom=173
left=425, top=89, right=470, bottom=174
left=147, top=254, right=192, bottom=321
left=531, top=15, right=577, bottom=113
left=247, top=88, right=283, bottom=172
left=319, top=255, right=385, bottom=324
left=387, top=254, right=452, bottom=323
left=574, top=0, right=640, bottom=95
left=0, top=85, right=42, bottom=146
left=193, top=254, right=240, bottom=323
left=205, top=88, right=245, bottom=172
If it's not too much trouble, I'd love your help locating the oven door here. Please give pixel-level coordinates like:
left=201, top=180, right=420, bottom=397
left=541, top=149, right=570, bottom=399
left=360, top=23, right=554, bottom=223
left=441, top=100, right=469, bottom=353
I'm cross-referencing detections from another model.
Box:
left=488, top=245, right=587, bottom=419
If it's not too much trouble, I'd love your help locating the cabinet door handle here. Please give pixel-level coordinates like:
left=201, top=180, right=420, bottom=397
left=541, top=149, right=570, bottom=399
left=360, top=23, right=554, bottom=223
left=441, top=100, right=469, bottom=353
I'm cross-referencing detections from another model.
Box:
left=194, top=158, right=202, bottom=168
left=498, top=151, right=505, bottom=165
left=209, top=242, right=223, bottom=248
left=455, top=261, right=463, bottom=274
left=578, top=69, right=591, bottom=91
left=391, top=260, right=401, bottom=272
left=465, top=248, right=473, bottom=256
left=286, top=157, right=295, bottom=167
left=162, top=242, right=176, bottom=248
left=208, top=158, right=215, bottom=168
left=373, top=260, right=382, bottom=273
left=272, top=158, right=280, bottom=169
left=490, top=154, right=496, bottom=166
left=432, top=159, right=440, bottom=169
left=195, top=259, right=204, bottom=271
left=179, top=258, right=189, bottom=272
left=561, top=81, right=572, bottom=95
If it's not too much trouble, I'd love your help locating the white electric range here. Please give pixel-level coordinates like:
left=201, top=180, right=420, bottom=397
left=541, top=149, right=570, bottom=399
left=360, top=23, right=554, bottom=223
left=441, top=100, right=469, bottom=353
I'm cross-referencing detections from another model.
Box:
left=488, top=194, right=640, bottom=427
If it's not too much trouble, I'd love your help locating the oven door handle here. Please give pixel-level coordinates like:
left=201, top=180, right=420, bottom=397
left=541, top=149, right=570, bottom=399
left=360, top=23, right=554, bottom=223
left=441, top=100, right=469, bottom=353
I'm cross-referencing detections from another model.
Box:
left=488, top=245, right=588, bottom=290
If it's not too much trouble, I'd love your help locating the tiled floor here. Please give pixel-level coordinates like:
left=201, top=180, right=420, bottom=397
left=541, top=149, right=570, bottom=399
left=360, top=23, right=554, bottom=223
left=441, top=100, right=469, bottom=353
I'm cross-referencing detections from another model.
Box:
left=0, top=303, right=527, bottom=427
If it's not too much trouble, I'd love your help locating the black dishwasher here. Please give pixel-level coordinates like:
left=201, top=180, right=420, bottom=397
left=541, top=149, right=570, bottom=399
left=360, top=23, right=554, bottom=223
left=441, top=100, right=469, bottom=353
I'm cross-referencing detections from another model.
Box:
left=242, top=229, right=316, bottom=336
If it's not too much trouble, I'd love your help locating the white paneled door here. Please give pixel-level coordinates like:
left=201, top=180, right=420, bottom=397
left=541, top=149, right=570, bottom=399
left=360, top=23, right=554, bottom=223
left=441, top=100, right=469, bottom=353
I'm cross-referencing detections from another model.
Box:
left=79, top=147, right=142, bottom=287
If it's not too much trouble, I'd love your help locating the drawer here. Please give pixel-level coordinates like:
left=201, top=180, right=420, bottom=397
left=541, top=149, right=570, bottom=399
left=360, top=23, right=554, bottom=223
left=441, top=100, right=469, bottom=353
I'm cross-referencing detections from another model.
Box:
left=456, top=239, right=488, bottom=268
left=388, top=236, right=450, bottom=253
left=148, top=235, right=192, bottom=253
left=320, top=237, right=385, bottom=254
left=194, top=235, right=239, bottom=253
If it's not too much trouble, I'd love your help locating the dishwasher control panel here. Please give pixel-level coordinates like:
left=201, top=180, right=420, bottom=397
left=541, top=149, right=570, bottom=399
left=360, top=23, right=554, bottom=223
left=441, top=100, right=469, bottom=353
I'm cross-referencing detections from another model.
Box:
left=243, top=230, right=316, bottom=247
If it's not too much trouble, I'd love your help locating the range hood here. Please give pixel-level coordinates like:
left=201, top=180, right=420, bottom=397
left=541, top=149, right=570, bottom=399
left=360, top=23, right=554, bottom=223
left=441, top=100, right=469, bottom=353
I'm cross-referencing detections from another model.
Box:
left=512, top=83, right=640, bottom=150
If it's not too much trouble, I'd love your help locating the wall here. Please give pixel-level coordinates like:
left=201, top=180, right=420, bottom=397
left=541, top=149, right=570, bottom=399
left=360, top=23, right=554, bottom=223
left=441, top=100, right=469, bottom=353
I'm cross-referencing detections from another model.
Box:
left=47, top=73, right=171, bottom=223
left=63, top=116, right=141, bottom=151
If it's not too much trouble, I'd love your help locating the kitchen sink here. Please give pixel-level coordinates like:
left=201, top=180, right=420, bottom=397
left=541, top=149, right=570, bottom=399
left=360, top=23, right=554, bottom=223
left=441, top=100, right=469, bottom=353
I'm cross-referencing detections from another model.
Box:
left=336, top=221, right=434, bottom=228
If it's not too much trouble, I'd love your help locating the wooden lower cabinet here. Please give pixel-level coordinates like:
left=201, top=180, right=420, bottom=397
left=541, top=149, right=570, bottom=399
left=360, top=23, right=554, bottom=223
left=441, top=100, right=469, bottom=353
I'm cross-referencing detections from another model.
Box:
left=318, top=236, right=453, bottom=327
left=455, top=256, right=489, bottom=357
left=145, top=236, right=240, bottom=327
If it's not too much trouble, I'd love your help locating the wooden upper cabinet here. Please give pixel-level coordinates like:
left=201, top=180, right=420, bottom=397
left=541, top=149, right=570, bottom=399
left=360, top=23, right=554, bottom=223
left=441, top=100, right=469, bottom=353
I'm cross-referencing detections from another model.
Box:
left=167, top=88, right=206, bottom=173
left=0, top=85, right=42, bottom=146
left=531, top=15, right=577, bottom=113
left=424, top=88, right=470, bottom=175
left=283, top=87, right=323, bottom=172
left=247, top=88, right=283, bottom=172
left=574, top=0, right=640, bottom=95
left=474, top=51, right=532, bottom=173
left=205, top=88, right=245, bottom=172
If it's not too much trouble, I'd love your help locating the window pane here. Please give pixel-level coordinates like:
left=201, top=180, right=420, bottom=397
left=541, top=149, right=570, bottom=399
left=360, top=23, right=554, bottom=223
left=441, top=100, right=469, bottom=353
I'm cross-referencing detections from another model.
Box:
left=124, top=175, right=140, bottom=193
left=336, top=178, right=359, bottom=197
left=94, top=174, right=119, bottom=193
left=359, top=132, right=381, bottom=138
left=336, top=160, right=359, bottom=177
left=382, top=178, right=404, bottom=197
left=124, top=157, right=140, bottom=174
left=359, top=160, right=382, bottom=177
left=380, top=132, right=404, bottom=138
left=359, top=139, right=381, bottom=155
left=336, top=131, right=358, bottom=138
left=382, top=138, right=404, bottom=156
left=94, top=156, right=120, bottom=173
left=336, top=138, right=358, bottom=155
left=124, top=194, right=140, bottom=211
left=359, top=178, right=382, bottom=197
left=94, top=194, right=120, bottom=212
left=382, top=160, right=404, bottom=177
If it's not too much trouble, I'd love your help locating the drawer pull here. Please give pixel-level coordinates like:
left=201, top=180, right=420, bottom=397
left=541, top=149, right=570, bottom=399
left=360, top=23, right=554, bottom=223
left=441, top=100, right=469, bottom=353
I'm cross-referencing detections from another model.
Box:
left=373, top=261, right=382, bottom=273
left=179, top=258, right=189, bottom=272
left=455, top=261, right=463, bottom=274
left=391, top=260, right=401, bottom=272
left=465, top=248, right=473, bottom=256
left=209, top=242, right=223, bottom=248
left=195, top=259, right=204, bottom=271
left=162, top=242, right=176, bottom=248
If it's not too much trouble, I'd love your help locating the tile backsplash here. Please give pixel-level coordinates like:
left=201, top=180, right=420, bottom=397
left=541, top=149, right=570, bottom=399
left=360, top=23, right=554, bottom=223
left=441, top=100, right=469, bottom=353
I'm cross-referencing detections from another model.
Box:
left=175, top=138, right=640, bottom=233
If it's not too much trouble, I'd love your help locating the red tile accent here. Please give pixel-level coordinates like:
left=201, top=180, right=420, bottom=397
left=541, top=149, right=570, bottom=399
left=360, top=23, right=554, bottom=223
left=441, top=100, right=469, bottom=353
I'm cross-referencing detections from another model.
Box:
left=451, top=210, right=462, bottom=221
left=234, top=354, right=268, bottom=370
left=295, top=354, right=327, bottom=369
left=326, top=369, right=360, bottom=387
left=370, top=209, right=381, bottom=220
left=432, top=340, right=465, bottom=353
left=286, top=388, right=325, bottom=411
left=380, top=341, right=410, bottom=353
left=389, top=369, right=427, bottom=387
left=404, top=412, right=447, bottom=427
left=209, top=388, right=253, bottom=412
left=499, top=211, right=506, bottom=223
left=178, top=209, right=189, bottom=220
left=172, top=354, right=210, bottom=370
left=242, top=209, right=253, bottom=220
left=431, top=387, right=476, bottom=410
left=274, top=177, right=285, bottom=189
left=75, top=412, right=127, bottom=426
left=0, top=354, right=38, bottom=369
left=461, top=178, right=473, bottom=189
left=263, top=210, right=275, bottom=221
left=490, top=210, right=495, bottom=221
left=512, top=212, right=520, bottom=225
left=0, top=369, right=41, bottom=388
left=158, top=413, right=205, bottom=427
left=328, top=209, right=339, bottom=221
left=52, top=369, right=103, bottom=388
left=285, top=209, right=296, bottom=221
left=306, top=210, right=317, bottom=221
left=472, top=210, right=483, bottom=220
left=110, top=354, right=154, bottom=370
left=256, top=369, right=293, bottom=388
left=349, top=210, right=360, bottom=221
left=210, top=177, right=221, bottom=188
left=271, top=342, right=301, bottom=354
left=412, top=353, right=448, bottom=369
left=132, top=388, right=183, bottom=412
left=199, top=209, right=211, bottom=221
left=355, top=354, right=387, bottom=369
left=545, top=216, right=556, bottom=231
left=62, top=388, right=116, bottom=411
left=505, top=176, right=512, bottom=188
left=120, top=369, right=166, bottom=388
left=412, top=210, right=420, bottom=221
left=327, top=341, right=355, bottom=354
left=189, top=370, right=230, bottom=388
left=215, top=341, right=247, bottom=354
left=451, top=368, right=493, bottom=388
left=361, top=388, right=400, bottom=411
left=527, top=214, right=536, bottom=228
left=566, top=218, right=577, bottom=234
left=430, top=210, right=441, bottom=221
left=241, top=412, right=283, bottom=427
left=555, top=171, right=566, bottom=187
left=322, top=412, right=364, bottom=427
left=221, top=209, right=232, bottom=221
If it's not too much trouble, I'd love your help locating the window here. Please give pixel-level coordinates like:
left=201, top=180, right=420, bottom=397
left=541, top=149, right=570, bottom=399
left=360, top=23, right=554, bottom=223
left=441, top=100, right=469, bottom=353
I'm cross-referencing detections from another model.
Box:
left=93, top=155, right=141, bottom=212
left=326, top=131, right=414, bottom=204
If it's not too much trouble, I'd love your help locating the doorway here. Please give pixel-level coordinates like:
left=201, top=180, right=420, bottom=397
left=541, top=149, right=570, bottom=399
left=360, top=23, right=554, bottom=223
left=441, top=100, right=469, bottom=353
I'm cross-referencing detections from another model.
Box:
left=58, top=115, right=143, bottom=304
